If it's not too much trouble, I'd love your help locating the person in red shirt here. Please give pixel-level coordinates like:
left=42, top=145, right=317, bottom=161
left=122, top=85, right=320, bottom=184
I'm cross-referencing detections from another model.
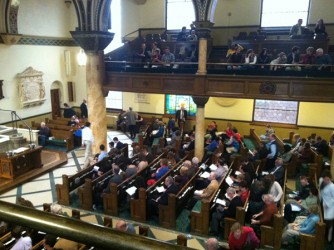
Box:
left=251, top=194, right=278, bottom=236
left=229, top=222, right=259, bottom=250
left=239, top=181, right=250, bottom=204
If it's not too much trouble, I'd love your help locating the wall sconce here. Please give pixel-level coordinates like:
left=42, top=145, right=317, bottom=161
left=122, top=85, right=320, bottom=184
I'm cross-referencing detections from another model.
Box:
left=64, top=0, right=72, bottom=8
left=77, top=49, right=87, bottom=66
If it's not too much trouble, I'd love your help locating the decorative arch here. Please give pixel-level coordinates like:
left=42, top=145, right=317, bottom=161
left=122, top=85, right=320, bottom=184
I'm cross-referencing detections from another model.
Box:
left=0, top=0, right=20, bottom=34
left=72, top=0, right=111, bottom=31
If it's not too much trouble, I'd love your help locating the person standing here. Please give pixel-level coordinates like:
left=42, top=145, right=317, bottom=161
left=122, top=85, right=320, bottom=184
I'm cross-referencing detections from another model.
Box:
left=80, top=99, right=88, bottom=119
left=175, top=106, right=187, bottom=130
left=82, top=122, right=94, bottom=163
left=320, top=170, right=334, bottom=242
left=264, top=133, right=278, bottom=171
left=124, top=107, right=138, bottom=139
left=289, top=19, right=305, bottom=37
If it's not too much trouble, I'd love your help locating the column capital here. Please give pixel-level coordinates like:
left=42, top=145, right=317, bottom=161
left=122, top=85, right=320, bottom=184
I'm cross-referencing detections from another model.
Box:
left=70, top=31, right=114, bottom=54
left=192, top=96, right=209, bottom=108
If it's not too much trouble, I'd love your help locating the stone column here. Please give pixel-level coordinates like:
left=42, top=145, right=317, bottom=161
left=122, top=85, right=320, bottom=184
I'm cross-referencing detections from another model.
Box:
left=192, top=96, right=209, bottom=161
left=70, top=31, right=114, bottom=154
left=197, top=38, right=207, bottom=75
left=86, top=51, right=107, bottom=153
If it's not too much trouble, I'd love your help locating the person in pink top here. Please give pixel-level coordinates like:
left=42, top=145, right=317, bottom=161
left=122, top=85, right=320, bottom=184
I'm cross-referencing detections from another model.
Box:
left=229, top=222, right=259, bottom=250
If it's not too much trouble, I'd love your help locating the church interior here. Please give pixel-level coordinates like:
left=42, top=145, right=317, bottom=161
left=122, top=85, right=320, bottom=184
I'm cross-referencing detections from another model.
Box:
left=0, top=0, right=334, bottom=249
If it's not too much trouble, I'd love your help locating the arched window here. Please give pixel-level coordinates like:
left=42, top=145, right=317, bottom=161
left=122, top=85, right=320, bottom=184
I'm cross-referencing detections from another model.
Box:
left=166, top=0, right=195, bottom=30
left=261, top=0, right=310, bottom=27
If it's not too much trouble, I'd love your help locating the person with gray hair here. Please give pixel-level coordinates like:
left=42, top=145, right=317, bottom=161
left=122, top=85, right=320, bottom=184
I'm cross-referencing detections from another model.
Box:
left=210, top=187, right=243, bottom=236
left=251, top=194, right=278, bottom=236
left=148, top=175, right=179, bottom=217
left=315, top=47, right=332, bottom=70
left=206, top=237, right=219, bottom=250
left=38, top=121, right=51, bottom=147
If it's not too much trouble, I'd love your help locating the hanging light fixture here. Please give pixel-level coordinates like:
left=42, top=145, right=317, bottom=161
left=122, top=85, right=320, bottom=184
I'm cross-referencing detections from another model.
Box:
left=77, top=49, right=87, bottom=66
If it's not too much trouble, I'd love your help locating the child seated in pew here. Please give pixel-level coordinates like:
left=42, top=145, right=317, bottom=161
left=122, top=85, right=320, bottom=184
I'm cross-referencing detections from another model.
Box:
left=281, top=205, right=320, bottom=246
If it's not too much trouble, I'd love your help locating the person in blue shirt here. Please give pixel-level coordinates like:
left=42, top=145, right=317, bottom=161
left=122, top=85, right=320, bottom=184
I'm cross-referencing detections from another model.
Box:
left=281, top=205, right=320, bottom=245
left=151, top=158, right=170, bottom=180
left=97, top=144, right=108, bottom=162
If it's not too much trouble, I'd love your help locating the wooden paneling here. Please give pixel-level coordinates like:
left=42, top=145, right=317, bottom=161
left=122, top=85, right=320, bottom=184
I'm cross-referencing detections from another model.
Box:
left=104, top=72, right=334, bottom=102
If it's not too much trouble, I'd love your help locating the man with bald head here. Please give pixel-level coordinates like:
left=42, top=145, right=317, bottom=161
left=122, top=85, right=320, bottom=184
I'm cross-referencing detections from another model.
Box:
left=115, top=220, right=136, bottom=234
left=206, top=238, right=219, bottom=250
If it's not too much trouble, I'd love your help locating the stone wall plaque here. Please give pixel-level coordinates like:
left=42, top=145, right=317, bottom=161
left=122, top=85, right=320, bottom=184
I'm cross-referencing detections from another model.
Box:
left=17, top=67, right=46, bottom=107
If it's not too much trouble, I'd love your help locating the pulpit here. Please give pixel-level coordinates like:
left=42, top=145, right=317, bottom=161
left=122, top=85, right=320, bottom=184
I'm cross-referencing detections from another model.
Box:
left=0, top=146, right=42, bottom=179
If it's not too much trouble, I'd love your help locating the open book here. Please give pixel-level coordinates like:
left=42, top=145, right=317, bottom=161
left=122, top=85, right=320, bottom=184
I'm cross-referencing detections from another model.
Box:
left=216, top=198, right=226, bottom=206
left=156, top=186, right=166, bottom=193
left=209, top=164, right=217, bottom=171
left=194, top=190, right=203, bottom=196
left=200, top=171, right=210, bottom=179
left=226, top=176, right=234, bottom=186
left=126, top=186, right=137, bottom=196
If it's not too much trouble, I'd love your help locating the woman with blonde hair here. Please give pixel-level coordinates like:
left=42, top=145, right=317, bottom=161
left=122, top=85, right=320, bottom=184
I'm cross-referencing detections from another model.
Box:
left=229, top=222, right=259, bottom=250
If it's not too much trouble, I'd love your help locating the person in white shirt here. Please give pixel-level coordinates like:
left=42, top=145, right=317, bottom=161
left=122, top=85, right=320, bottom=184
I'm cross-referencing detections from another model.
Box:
left=10, top=226, right=32, bottom=250
left=81, top=122, right=94, bottom=162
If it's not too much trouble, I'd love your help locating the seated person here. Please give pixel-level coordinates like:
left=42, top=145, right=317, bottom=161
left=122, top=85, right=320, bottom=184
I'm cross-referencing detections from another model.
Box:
left=10, top=226, right=32, bottom=250
left=286, top=46, right=301, bottom=71
left=239, top=181, right=250, bottom=204
left=149, top=42, right=161, bottom=64
left=216, top=158, right=229, bottom=182
left=257, top=48, right=271, bottom=68
left=262, top=158, right=285, bottom=185
left=251, top=141, right=269, bottom=161
left=194, top=171, right=218, bottom=202
left=270, top=52, right=287, bottom=71
left=151, top=158, right=170, bottom=181
left=251, top=194, right=278, bottom=236
left=312, top=136, right=329, bottom=156
left=179, top=166, right=190, bottom=188
left=301, top=47, right=316, bottom=67
left=38, top=122, right=51, bottom=147
left=206, top=238, right=220, bottom=250
left=97, top=144, right=109, bottom=161
left=115, top=220, right=136, bottom=234
left=150, top=121, right=165, bottom=146
left=315, top=48, right=332, bottom=70
left=158, top=47, right=175, bottom=66
left=280, top=144, right=292, bottom=164
left=281, top=205, right=320, bottom=245
left=148, top=176, right=180, bottom=217
left=112, top=137, right=124, bottom=150
left=140, top=145, right=154, bottom=164
left=67, top=115, right=79, bottom=126
left=284, top=187, right=318, bottom=223
left=63, top=103, right=76, bottom=118
left=187, top=30, right=198, bottom=41
left=296, top=142, right=313, bottom=173
left=108, top=141, right=117, bottom=155
left=210, top=187, right=243, bottom=236
left=125, top=164, right=137, bottom=178
left=177, top=26, right=187, bottom=41
left=225, top=135, right=240, bottom=154
left=244, top=49, right=257, bottom=67
left=264, top=174, right=283, bottom=203
left=227, top=46, right=244, bottom=70
left=103, top=164, right=123, bottom=193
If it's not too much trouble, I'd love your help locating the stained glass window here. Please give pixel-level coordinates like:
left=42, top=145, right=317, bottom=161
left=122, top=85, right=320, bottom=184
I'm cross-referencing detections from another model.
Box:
left=165, top=94, right=197, bottom=116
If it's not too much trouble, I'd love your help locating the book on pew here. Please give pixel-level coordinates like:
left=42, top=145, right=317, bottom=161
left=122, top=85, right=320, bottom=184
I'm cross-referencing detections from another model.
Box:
left=209, top=164, right=217, bottom=171
left=156, top=186, right=166, bottom=193
left=126, top=186, right=137, bottom=196
left=226, top=176, right=234, bottom=186
left=216, top=198, right=226, bottom=206
left=200, top=163, right=206, bottom=170
left=93, top=166, right=99, bottom=172
left=200, top=171, right=210, bottom=178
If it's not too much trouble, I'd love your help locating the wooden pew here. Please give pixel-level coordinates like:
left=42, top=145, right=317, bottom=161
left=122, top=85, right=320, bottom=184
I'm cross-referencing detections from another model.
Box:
left=77, top=169, right=115, bottom=210
left=308, top=149, right=323, bottom=180
left=130, top=156, right=187, bottom=222
left=190, top=162, right=234, bottom=235
left=223, top=163, right=260, bottom=240
left=259, top=168, right=286, bottom=250
left=56, top=158, right=109, bottom=205
left=48, top=129, right=74, bottom=151
left=103, top=152, right=165, bottom=216
left=159, top=167, right=202, bottom=228
left=299, top=173, right=326, bottom=250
